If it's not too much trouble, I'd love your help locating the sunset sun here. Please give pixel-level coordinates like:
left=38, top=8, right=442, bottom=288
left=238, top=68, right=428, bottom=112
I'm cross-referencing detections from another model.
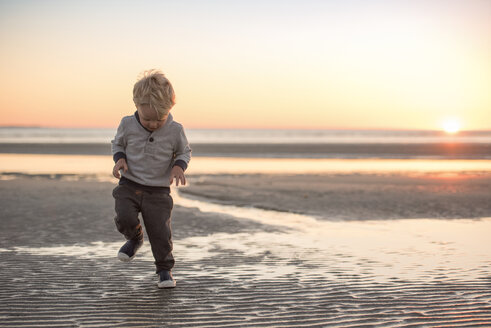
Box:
left=442, top=118, right=461, bottom=134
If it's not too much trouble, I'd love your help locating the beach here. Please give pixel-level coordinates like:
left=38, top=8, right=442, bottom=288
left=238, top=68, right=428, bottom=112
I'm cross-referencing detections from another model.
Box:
left=1, top=142, right=490, bottom=159
left=182, top=172, right=491, bottom=220
left=2, top=0, right=491, bottom=324
left=0, top=128, right=490, bottom=327
left=0, top=164, right=490, bottom=327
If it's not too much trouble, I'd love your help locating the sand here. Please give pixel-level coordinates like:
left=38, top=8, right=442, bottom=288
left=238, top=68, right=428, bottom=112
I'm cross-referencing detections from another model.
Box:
left=1, top=142, right=491, bottom=158
left=0, top=173, right=490, bottom=327
left=181, top=172, right=491, bottom=220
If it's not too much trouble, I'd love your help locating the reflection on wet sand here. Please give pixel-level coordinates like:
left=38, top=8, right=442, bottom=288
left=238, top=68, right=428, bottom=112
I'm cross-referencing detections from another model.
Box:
left=1, top=153, right=491, bottom=176
left=1, top=158, right=490, bottom=327
left=175, top=191, right=491, bottom=282
left=8, top=188, right=490, bottom=284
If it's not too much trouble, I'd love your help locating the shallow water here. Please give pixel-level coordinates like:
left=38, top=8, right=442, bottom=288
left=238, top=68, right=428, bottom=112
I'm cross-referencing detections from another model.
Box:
left=8, top=189, right=491, bottom=284
left=1, top=155, right=490, bottom=327
left=1, top=177, right=490, bottom=327
left=1, top=154, right=490, bottom=177
left=3, top=190, right=490, bottom=327
left=173, top=191, right=491, bottom=282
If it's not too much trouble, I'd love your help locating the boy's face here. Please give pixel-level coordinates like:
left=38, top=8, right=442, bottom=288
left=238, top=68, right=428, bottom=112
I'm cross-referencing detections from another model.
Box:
left=136, top=104, right=168, bottom=132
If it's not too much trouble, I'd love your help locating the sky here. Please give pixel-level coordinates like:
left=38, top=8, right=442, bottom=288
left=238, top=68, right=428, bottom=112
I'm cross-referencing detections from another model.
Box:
left=0, top=0, right=490, bottom=130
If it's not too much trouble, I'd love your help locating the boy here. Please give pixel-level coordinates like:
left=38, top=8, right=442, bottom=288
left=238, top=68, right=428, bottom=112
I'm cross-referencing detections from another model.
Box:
left=111, top=70, right=191, bottom=288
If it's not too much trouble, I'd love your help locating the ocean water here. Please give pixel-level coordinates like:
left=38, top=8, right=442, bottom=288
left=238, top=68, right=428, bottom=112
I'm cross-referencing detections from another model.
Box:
left=1, top=127, right=491, bottom=159
left=1, top=127, right=491, bottom=144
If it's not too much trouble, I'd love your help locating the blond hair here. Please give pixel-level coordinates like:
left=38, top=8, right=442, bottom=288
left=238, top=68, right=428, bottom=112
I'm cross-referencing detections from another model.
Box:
left=133, top=69, right=175, bottom=119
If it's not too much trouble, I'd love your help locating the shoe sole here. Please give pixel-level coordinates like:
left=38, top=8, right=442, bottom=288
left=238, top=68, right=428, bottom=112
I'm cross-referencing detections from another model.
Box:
left=157, top=280, right=176, bottom=289
left=117, top=252, right=135, bottom=262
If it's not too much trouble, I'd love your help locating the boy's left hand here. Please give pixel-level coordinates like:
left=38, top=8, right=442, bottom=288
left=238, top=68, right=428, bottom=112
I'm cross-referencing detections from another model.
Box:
left=169, top=165, right=186, bottom=186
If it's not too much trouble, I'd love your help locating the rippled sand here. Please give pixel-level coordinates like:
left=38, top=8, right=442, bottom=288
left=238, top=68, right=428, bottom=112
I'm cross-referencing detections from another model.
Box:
left=182, top=172, right=491, bottom=220
left=0, top=175, right=490, bottom=327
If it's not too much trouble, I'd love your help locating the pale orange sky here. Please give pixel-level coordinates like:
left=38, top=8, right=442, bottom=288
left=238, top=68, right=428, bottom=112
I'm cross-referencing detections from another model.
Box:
left=0, top=0, right=490, bottom=130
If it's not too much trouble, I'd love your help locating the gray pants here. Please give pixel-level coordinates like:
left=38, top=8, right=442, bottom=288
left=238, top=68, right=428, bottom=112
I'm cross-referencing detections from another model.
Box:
left=112, top=184, right=174, bottom=273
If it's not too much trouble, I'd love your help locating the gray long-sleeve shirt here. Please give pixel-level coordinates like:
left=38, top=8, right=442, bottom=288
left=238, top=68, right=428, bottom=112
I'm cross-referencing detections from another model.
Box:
left=111, top=113, right=191, bottom=187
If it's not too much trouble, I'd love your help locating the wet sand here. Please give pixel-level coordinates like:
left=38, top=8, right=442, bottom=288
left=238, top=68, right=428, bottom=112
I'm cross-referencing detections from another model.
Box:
left=1, top=142, right=491, bottom=158
left=181, top=172, right=491, bottom=220
left=0, top=174, right=490, bottom=327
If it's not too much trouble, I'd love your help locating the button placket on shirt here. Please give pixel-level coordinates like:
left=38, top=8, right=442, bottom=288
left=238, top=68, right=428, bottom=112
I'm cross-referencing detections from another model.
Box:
left=144, top=134, right=157, bottom=155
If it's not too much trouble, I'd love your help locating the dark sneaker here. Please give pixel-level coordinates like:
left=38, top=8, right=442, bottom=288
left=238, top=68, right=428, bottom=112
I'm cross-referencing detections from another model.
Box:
left=157, top=270, right=176, bottom=288
left=117, top=238, right=143, bottom=262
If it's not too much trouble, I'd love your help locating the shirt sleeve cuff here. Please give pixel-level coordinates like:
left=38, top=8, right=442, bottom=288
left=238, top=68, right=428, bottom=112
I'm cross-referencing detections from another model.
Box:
left=173, top=159, right=188, bottom=172
left=113, top=152, right=127, bottom=163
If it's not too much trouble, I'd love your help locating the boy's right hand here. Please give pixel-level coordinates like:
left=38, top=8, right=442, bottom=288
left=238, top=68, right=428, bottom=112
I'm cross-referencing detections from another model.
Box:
left=113, top=158, right=128, bottom=179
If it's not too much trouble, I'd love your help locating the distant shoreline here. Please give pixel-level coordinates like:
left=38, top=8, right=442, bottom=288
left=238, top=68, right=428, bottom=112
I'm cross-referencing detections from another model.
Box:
left=0, top=142, right=490, bottom=159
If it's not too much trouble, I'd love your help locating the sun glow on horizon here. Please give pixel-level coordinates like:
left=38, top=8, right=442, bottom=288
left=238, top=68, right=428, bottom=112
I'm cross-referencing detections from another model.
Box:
left=442, top=118, right=461, bottom=134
